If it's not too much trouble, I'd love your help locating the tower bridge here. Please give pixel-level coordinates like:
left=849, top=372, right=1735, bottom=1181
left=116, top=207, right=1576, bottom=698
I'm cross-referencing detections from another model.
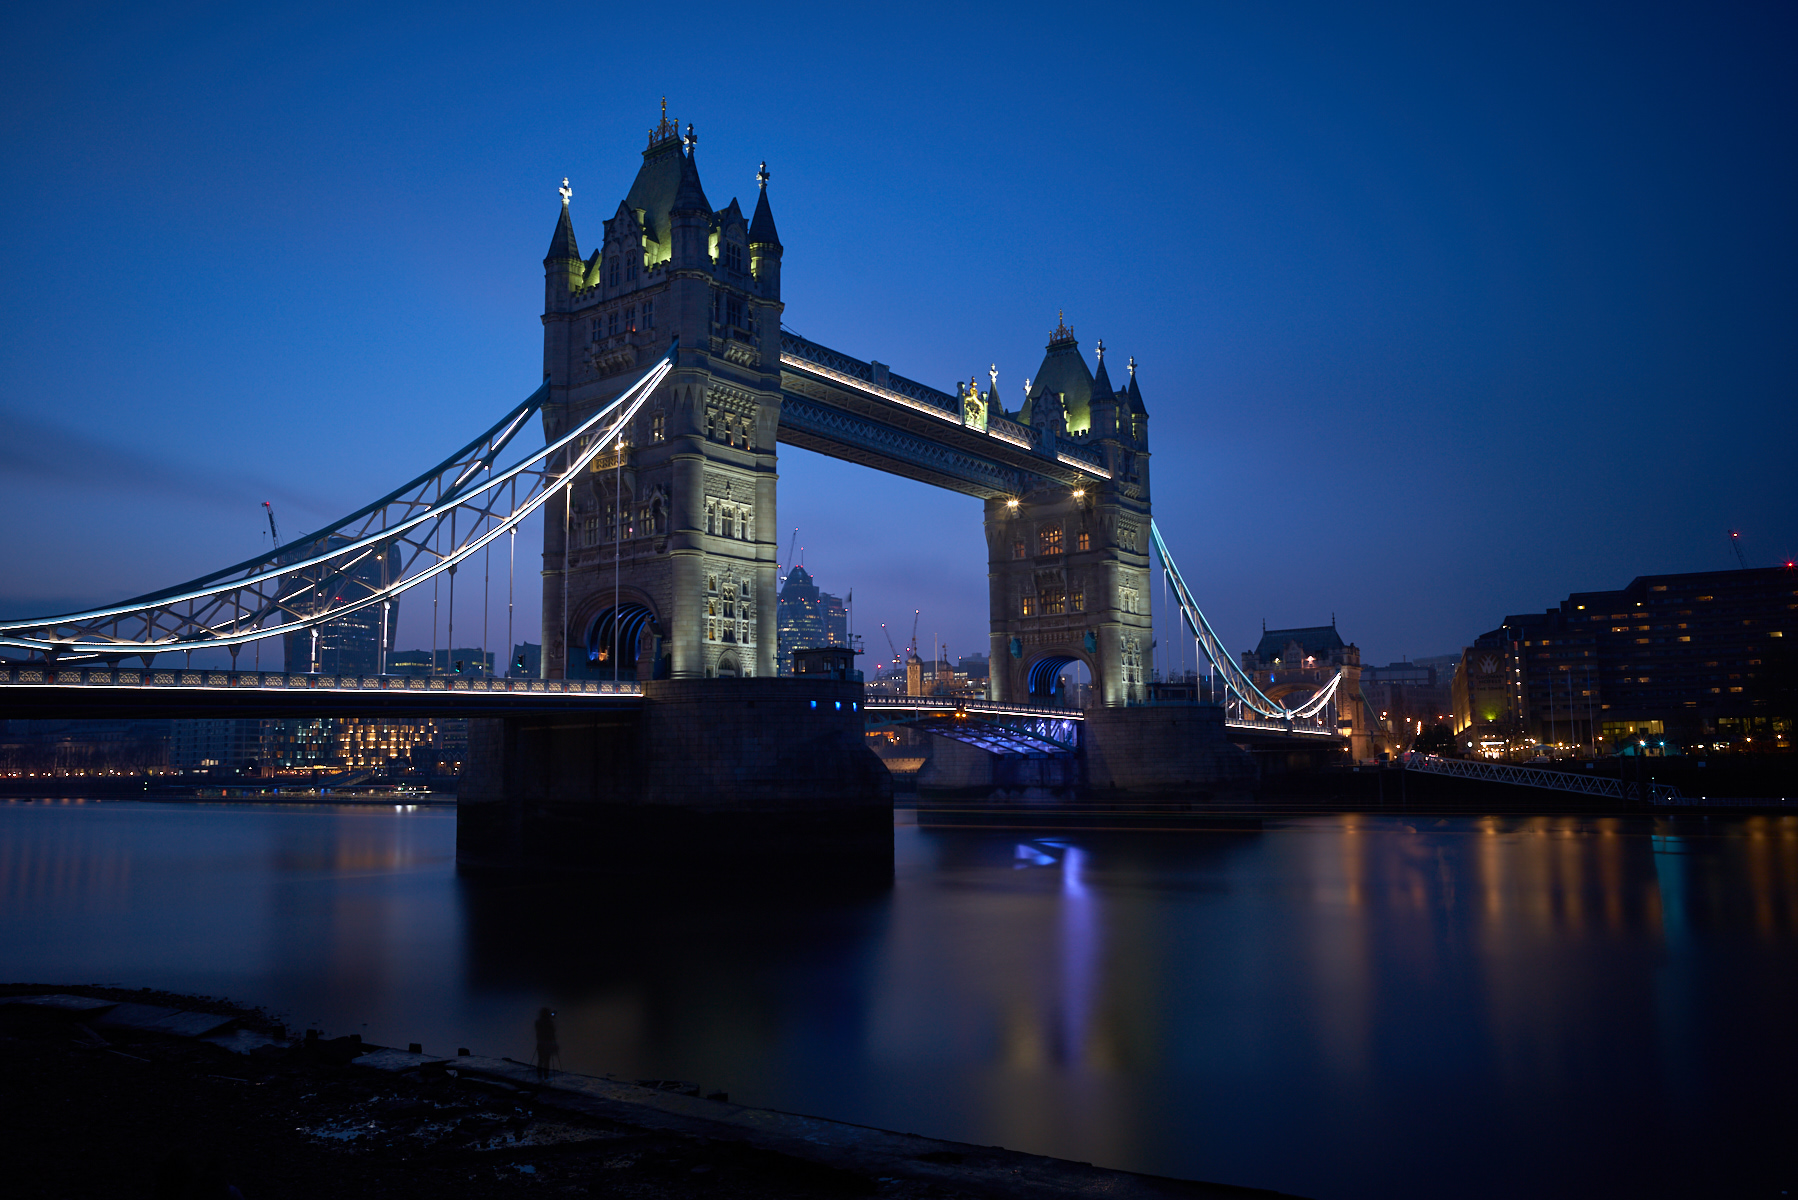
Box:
left=0, top=109, right=1370, bottom=870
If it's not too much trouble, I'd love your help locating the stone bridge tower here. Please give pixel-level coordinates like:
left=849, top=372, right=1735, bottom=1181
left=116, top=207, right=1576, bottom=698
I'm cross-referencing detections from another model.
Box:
left=539, top=108, right=785, bottom=680
left=986, top=317, right=1154, bottom=707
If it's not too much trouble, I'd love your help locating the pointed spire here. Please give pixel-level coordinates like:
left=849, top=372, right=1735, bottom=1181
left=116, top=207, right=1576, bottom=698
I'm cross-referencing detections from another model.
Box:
left=1091, top=341, right=1115, bottom=400
left=749, top=161, right=781, bottom=247
left=1126, top=357, right=1147, bottom=415
left=1049, top=310, right=1076, bottom=346
left=671, top=127, right=711, bottom=214
left=545, top=183, right=579, bottom=263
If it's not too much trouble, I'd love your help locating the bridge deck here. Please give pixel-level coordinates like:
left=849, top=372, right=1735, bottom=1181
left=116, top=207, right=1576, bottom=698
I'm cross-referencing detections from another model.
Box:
left=0, top=666, right=645, bottom=720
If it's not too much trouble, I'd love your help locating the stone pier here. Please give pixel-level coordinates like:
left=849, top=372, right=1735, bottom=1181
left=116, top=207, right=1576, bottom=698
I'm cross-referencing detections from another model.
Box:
left=458, top=678, right=892, bottom=878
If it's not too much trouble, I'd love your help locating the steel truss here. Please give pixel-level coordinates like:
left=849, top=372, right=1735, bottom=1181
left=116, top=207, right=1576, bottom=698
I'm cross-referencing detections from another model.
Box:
left=1, top=343, right=678, bottom=662
left=1403, top=753, right=1685, bottom=803
left=864, top=697, right=1081, bottom=753
left=1149, top=520, right=1343, bottom=734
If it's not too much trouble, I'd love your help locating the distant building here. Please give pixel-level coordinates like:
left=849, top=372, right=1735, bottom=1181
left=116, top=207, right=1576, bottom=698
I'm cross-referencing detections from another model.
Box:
left=169, top=720, right=262, bottom=772
left=385, top=648, right=497, bottom=678
left=510, top=642, right=541, bottom=678
left=776, top=565, right=849, bottom=676
left=261, top=718, right=340, bottom=772
left=281, top=536, right=401, bottom=675
left=1363, top=661, right=1453, bottom=735
left=1456, top=565, right=1796, bottom=754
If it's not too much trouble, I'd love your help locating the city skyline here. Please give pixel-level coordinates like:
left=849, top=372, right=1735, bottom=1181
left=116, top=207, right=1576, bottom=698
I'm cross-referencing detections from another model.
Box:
left=2, top=3, right=1792, bottom=672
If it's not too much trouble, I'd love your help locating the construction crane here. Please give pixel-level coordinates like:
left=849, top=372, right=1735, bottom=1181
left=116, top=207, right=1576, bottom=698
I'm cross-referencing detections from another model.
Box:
left=1728, top=530, right=1749, bottom=570
left=880, top=622, right=902, bottom=667
left=262, top=501, right=280, bottom=546
left=782, top=527, right=798, bottom=580
left=910, top=610, right=920, bottom=659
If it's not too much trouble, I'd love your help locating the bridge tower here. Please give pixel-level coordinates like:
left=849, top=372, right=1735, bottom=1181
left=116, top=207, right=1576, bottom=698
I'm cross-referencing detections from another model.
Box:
left=986, top=319, right=1154, bottom=707
left=540, top=108, right=785, bottom=681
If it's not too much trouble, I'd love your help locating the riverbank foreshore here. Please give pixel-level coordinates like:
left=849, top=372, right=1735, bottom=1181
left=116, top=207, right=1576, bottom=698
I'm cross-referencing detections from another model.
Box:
left=0, top=985, right=1299, bottom=1199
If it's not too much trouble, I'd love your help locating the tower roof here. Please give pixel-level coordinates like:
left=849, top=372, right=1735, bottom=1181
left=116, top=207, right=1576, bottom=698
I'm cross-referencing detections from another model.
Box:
left=545, top=201, right=579, bottom=263
left=749, top=163, right=781, bottom=247
left=625, top=103, right=693, bottom=248
left=1022, top=315, right=1095, bottom=431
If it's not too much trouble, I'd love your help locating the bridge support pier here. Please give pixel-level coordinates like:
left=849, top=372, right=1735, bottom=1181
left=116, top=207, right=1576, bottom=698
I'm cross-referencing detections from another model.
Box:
left=1081, top=704, right=1259, bottom=802
left=457, top=678, right=892, bottom=880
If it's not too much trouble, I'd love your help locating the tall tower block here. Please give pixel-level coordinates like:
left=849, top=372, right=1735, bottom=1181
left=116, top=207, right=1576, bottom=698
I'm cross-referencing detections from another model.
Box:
left=539, top=108, right=785, bottom=681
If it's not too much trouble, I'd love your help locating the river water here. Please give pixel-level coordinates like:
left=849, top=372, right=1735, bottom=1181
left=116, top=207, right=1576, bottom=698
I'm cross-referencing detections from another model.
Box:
left=1, top=799, right=1793, bottom=1199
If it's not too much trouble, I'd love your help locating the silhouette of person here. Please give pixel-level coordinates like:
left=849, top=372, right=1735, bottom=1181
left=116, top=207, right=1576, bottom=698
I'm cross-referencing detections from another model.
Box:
left=534, top=1007, right=558, bottom=1080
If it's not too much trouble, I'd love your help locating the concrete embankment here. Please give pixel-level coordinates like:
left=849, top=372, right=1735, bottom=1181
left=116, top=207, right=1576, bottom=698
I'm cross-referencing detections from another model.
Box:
left=0, top=985, right=1303, bottom=1199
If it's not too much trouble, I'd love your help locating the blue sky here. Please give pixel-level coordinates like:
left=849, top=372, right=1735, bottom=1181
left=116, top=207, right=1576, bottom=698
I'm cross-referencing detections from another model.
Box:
left=2, top=1, right=1792, bottom=671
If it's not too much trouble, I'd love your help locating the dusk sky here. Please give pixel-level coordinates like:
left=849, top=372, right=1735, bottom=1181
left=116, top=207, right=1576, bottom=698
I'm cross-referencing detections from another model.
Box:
left=2, top=2, right=1793, bottom=673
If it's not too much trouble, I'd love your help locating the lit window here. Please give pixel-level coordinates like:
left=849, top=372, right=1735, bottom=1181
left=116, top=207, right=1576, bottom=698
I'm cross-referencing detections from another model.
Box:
left=1071, top=589, right=1084, bottom=611
left=1039, top=526, right=1063, bottom=555
left=651, top=411, right=665, bottom=442
left=1076, top=530, right=1090, bottom=552
left=625, top=305, right=636, bottom=333
left=1012, top=541, right=1026, bottom=560
left=1021, top=596, right=1036, bottom=616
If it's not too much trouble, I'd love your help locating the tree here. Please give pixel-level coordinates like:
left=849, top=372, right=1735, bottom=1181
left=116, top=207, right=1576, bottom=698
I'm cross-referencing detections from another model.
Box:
left=1413, top=723, right=1456, bottom=756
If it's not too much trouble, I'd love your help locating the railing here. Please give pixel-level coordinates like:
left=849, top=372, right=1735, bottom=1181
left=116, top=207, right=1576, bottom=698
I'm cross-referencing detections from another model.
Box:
left=0, top=666, right=642, bottom=697
left=1403, top=754, right=1684, bottom=802
left=863, top=696, right=1084, bottom=721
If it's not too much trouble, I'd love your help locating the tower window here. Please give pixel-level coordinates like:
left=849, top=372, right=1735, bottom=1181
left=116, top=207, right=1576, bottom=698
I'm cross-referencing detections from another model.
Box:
left=1021, top=596, right=1036, bottom=617
left=626, top=258, right=637, bottom=281
left=1071, top=589, right=1084, bottom=611
left=607, top=257, right=620, bottom=288
left=707, top=409, right=717, bottom=440
left=1012, top=540, right=1026, bottom=560
left=642, top=299, right=654, bottom=328
left=588, top=317, right=601, bottom=343
left=725, top=242, right=743, bottom=273
left=1039, top=526, right=1063, bottom=556
left=726, top=296, right=743, bottom=328
left=1077, top=530, right=1091, bottom=552
left=607, top=309, right=619, bottom=336
left=625, top=305, right=636, bottom=333
left=651, top=411, right=665, bottom=442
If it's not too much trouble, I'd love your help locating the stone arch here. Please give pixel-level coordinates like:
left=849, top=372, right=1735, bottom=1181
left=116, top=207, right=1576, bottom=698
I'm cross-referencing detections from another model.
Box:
left=568, top=588, right=660, bottom=679
left=715, top=649, right=742, bottom=678
left=1025, top=652, right=1092, bottom=708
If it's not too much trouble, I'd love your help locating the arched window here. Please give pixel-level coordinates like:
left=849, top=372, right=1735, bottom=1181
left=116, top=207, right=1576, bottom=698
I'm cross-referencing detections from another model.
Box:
left=607, top=257, right=620, bottom=287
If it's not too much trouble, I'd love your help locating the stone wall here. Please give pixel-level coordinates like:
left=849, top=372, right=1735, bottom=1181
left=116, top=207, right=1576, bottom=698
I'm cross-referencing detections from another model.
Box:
left=458, top=678, right=891, bottom=878
left=1081, top=704, right=1259, bottom=802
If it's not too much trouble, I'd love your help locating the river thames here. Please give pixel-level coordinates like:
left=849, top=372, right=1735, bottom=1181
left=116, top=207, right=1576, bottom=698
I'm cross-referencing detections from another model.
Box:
left=1, top=798, right=1793, bottom=1198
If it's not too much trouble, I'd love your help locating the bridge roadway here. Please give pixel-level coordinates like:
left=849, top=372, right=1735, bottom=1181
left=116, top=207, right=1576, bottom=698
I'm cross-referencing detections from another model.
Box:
left=1, top=666, right=1347, bottom=752
left=776, top=333, right=1111, bottom=498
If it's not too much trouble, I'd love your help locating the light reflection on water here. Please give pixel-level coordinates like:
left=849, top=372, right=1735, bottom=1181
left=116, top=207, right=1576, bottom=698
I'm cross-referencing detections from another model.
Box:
left=0, top=799, right=1794, bottom=1200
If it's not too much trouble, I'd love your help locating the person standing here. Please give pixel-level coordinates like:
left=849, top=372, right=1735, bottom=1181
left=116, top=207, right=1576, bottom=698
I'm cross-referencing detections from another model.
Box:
left=534, top=1007, right=558, bottom=1080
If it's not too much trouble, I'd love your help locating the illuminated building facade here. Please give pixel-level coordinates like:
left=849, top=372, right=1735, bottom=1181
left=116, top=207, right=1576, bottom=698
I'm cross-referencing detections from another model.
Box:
left=986, top=317, right=1154, bottom=706
left=1459, top=565, right=1796, bottom=753
left=540, top=107, right=783, bottom=681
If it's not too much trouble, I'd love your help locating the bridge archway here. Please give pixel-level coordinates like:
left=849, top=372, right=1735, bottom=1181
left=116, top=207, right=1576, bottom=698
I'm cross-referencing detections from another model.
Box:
left=575, top=601, right=660, bottom=681
left=1026, top=654, right=1091, bottom=709
left=714, top=650, right=742, bottom=678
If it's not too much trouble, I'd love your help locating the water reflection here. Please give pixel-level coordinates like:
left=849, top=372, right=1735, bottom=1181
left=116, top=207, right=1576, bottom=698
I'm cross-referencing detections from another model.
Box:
left=0, top=801, right=1795, bottom=1199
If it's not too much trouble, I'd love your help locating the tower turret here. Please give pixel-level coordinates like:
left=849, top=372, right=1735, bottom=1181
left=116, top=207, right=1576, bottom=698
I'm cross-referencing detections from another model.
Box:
left=748, top=161, right=783, bottom=299
left=670, top=125, right=712, bottom=268
left=544, top=178, right=582, bottom=309
left=1089, top=339, right=1120, bottom=440
left=1125, top=356, right=1149, bottom=447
